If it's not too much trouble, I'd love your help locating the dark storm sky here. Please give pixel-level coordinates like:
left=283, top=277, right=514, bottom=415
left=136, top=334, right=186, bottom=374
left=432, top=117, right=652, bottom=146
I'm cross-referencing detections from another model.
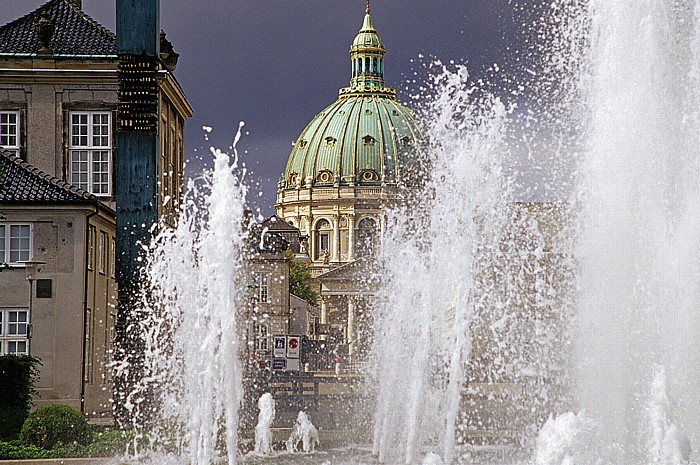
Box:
left=2, top=1, right=544, bottom=214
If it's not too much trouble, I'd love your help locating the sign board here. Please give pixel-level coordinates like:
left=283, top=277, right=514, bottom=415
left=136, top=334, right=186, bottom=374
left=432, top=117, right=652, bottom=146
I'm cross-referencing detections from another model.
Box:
left=286, top=358, right=300, bottom=372
left=272, top=358, right=287, bottom=371
left=273, top=336, right=287, bottom=358
left=287, top=336, right=300, bottom=359
left=272, top=334, right=302, bottom=371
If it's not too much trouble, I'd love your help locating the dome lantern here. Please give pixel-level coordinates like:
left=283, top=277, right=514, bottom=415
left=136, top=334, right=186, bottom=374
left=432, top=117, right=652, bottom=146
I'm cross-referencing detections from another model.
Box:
left=345, top=1, right=392, bottom=95
left=278, top=3, right=424, bottom=193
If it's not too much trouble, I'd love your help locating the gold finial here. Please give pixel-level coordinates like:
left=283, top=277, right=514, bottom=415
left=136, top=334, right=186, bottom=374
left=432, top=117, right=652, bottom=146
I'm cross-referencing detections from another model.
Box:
left=366, top=0, right=370, bottom=14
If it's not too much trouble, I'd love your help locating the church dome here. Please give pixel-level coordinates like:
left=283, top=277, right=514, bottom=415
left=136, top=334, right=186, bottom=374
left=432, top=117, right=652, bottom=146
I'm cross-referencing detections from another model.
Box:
left=281, top=3, right=424, bottom=189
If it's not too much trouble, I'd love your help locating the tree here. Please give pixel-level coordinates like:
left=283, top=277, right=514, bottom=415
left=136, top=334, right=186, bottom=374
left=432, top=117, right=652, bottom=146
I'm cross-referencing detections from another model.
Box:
left=284, top=249, right=318, bottom=306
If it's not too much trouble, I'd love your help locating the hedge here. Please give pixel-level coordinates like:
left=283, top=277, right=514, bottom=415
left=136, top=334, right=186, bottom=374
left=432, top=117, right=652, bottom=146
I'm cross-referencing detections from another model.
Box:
left=0, top=355, right=41, bottom=439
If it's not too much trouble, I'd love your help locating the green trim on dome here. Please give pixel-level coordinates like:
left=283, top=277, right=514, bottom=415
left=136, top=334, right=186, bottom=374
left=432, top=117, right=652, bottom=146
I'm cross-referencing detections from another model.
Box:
left=283, top=94, right=422, bottom=189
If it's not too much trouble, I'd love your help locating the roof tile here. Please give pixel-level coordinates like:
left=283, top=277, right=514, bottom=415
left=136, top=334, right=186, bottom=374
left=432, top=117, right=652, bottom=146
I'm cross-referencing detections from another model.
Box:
left=0, top=0, right=116, bottom=56
left=0, top=150, right=97, bottom=203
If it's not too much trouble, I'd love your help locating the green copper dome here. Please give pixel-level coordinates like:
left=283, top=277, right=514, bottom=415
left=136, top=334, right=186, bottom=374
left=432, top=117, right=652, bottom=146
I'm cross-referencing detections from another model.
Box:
left=281, top=3, right=423, bottom=189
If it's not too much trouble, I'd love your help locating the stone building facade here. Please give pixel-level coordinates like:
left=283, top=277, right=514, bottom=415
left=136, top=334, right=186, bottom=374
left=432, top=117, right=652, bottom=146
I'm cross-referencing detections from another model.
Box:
left=0, top=0, right=191, bottom=420
left=275, top=5, right=423, bottom=364
left=0, top=151, right=116, bottom=419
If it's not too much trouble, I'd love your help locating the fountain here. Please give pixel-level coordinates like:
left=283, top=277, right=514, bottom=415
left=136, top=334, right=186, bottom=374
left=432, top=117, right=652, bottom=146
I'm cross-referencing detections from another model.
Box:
left=114, top=0, right=700, bottom=464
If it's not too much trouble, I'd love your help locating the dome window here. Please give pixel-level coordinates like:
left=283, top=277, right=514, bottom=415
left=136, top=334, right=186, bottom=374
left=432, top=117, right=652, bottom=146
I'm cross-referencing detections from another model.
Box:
left=298, top=140, right=308, bottom=148
left=401, top=136, right=412, bottom=147
left=365, top=109, right=373, bottom=115
left=363, top=135, right=375, bottom=146
left=325, top=136, right=337, bottom=147
left=392, top=110, right=400, bottom=116
left=317, top=170, right=334, bottom=184
left=360, top=169, right=380, bottom=183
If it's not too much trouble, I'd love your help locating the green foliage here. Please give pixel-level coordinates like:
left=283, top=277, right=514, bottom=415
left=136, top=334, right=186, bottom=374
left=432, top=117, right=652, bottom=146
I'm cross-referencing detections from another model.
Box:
left=0, top=355, right=41, bottom=439
left=87, top=429, right=132, bottom=457
left=0, top=429, right=132, bottom=459
left=20, top=404, right=92, bottom=449
left=285, top=249, right=318, bottom=305
left=0, top=440, right=53, bottom=459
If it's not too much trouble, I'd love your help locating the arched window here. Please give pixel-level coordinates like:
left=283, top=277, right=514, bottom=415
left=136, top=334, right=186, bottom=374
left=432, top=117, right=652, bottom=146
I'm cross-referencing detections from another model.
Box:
left=315, top=219, right=332, bottom=262
left=373, top=57, right=378, bottom=74
left=357, top=218, right=378, bottom=256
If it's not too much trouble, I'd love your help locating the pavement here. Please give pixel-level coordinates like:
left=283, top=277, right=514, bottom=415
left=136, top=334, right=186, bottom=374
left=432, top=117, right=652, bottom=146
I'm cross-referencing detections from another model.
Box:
left=0, top=459, right=116, bottom=465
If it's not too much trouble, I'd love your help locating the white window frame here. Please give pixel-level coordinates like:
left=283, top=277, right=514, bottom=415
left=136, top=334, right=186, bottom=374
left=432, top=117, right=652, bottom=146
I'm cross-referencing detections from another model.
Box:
left=0, top=309, right=29, bottom=355
left=254, top=323, right=269, bottom=351
left=0, top=111, right=20, bottom=157
left=0, top=223, right=32, bottom=264
left=255, top=273, right=270, bottom=303
left=69, top=112, right=112, bottom=196
left=98, top=231, right=106, bottom=274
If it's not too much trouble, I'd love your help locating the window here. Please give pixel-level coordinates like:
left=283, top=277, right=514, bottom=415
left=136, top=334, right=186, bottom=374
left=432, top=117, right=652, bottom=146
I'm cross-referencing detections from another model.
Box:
left=84, top=308, right=92, bottom=383
left=69, top=112, right=112, bottom=195
left=98, top=232, right=107, bottom=274
left=315, top=219, right=331, bottom=262
left=0, top=111, right=19, bottom=156
left=357, top=218, right=378, bottom=256
left=87, top=226, right=95, bottom=270
left=110, top=237, right=116, bottom=278
left=254, top=323, right=269, bottom=351
left=255, top=273, right=269, bottom=303
left=0, top=309, right=29, bottom=355
left=320, top=233, right=329, bottom=251
left=0, top=224, right=31, bottom=264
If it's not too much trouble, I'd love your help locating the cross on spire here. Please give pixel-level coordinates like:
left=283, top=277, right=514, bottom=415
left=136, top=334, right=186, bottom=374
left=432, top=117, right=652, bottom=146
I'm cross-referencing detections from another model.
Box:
left=366, top=0, right=370, bottom=14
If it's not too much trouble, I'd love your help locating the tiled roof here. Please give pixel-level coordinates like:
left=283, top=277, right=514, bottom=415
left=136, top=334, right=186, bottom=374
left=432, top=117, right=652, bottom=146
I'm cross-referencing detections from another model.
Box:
left=0, top=0, right=116, bottom=56
left=262, top=215, right=300, bottom=232
left=0, top=150, right=96, bottom=203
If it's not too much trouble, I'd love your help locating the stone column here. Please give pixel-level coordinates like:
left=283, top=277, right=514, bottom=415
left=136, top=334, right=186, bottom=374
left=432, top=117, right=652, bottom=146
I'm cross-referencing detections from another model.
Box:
left=347, top=214, right=356, bottom=261
left=332, top=214, right=340, bottom=262
left=347, top=296, right=356, bottom=357
left=320, top=298, right=328, bottom=325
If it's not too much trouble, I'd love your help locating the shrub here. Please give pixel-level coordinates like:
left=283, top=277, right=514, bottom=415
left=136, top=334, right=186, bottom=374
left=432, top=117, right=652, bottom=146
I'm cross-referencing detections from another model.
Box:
left=0, top=355, right=41, bottom=439
left=87, top=429, right=132, bottom=457
left=20, top=404, right=92, bottom=449
left=0, top=440, right=52, bottom=460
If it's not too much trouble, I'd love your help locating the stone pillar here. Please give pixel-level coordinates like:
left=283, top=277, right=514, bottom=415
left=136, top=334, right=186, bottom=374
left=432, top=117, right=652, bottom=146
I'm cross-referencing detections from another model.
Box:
left=332, top=214, right=340, bottom=262
left=348, top=214, right=356, bottom=261
left=320, top=298, right=328, bottom=325
left=347, top=296, right=356, bottom=357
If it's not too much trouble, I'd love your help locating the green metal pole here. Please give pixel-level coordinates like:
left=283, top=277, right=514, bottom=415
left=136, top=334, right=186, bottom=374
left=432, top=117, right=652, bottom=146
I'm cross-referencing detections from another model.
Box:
left=114, top=0, right=160, bottom=427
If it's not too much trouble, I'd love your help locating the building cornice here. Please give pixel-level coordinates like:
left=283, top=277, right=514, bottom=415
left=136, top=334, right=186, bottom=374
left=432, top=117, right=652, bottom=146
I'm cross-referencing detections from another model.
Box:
left=0, top=67, right=118, bottom=84
left=157, top=71, right=194, bottom=119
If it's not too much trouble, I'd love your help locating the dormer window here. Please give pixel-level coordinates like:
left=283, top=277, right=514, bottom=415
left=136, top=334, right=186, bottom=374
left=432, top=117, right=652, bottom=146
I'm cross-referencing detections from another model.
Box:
left=317, top=170, right=333, bottom=184
left=392, top=110, right=400, bottom=116
left=363, top=135, right=375, bottom=146
left=289, top=172, right=298, bottom=186
left=359, top=168, right=379, bottom=183
left=365, top=109, right=373, bottom=115
left=325, top=136, right=336, bottom=147
left=401, top=136, right=412, bottom=147
left=298, top=140, right=308, bottom=148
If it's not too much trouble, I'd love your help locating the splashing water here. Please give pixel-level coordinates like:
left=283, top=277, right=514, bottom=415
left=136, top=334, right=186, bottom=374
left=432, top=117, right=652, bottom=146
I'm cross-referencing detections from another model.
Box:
left=570, top=0, right=700, bottom=462
left=254, top=393, right=276, bottom=456
left=118, top=123, right=249, bottom=465
left=371, top=63, right=511, bottom=464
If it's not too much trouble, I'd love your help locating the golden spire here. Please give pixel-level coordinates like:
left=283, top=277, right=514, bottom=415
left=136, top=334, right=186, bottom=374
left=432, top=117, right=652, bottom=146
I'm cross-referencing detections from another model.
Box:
left=366, top=0, right=370, bottom=14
